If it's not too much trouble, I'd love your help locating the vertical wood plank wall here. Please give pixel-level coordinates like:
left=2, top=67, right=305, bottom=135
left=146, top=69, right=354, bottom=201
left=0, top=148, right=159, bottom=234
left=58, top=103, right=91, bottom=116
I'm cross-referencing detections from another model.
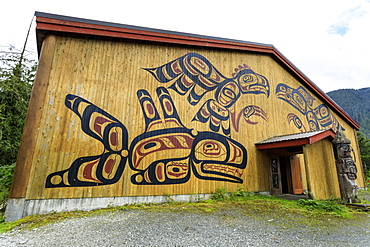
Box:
left=14, top=34, right=364, bottom=200
left=10, top=35, right=57, bottom=198
left=303, top=139, right=341, bottom=199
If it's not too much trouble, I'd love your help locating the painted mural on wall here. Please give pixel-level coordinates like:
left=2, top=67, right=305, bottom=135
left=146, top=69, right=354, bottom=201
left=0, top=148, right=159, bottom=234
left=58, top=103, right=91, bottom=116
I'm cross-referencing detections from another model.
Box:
left=45, top=53, right=271, bottom=188
left=275, top=84, right=344, bottom=132
left=144, top=53, right=269, bottom=134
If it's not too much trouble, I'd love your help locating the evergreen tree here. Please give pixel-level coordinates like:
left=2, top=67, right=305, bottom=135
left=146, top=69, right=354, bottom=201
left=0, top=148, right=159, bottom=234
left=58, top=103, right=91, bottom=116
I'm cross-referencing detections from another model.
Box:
left=327, top=88, right=370, bottom=138
left=357, top=132, right=370, bottom=181
left=0, top=45, right=36, bottom=202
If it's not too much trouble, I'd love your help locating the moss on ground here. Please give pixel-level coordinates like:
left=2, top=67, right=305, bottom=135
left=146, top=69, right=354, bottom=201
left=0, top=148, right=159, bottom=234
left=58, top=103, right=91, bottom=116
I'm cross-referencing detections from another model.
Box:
left=1, top=188, right=369, bottom=233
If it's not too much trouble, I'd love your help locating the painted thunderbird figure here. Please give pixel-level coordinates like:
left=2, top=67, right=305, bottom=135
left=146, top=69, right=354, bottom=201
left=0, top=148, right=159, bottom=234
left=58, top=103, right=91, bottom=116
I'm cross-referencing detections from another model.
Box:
left=276, top=83, right=344, bottom=132
left=144, top=52, right=269, bottom=135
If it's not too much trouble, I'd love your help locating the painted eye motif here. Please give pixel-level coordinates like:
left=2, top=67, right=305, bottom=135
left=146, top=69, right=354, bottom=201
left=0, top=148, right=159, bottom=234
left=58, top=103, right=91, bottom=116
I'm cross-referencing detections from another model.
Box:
left=240, top=74, right=257, bottom=84
left=194, top=139, right=227, bottom=160
left=144, top=142, right=157, bottom=149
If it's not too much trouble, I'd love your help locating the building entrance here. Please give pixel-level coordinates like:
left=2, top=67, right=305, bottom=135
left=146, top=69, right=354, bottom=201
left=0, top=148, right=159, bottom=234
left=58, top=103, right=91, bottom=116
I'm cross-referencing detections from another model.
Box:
left=270, top=156, right=303, bottom=195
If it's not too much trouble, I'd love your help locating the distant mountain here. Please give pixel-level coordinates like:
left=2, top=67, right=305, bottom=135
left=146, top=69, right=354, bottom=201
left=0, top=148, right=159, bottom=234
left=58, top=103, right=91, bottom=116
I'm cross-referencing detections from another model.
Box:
left=327, top=87, right=370, bottom=138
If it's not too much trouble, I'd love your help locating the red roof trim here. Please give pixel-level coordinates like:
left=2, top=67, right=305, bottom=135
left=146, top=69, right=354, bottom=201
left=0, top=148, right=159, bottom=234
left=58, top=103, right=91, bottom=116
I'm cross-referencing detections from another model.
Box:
left=256, top=139, right=310, bottom=150
left=34, top=13, right=359, bottom=130
left=308, top=129, right=336, bottom=144
left=256, top=129, right=336, bottom=150
left=35, top=17, right=274, bottom=52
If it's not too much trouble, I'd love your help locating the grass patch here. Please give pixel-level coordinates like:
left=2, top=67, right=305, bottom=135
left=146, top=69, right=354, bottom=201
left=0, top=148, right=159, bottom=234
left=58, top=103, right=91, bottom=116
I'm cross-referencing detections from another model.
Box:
left=209, top=187, right=354, bottom=218
left=358, top=188, right=370, bottom=204
left=297, top=199, right=349, bottom=216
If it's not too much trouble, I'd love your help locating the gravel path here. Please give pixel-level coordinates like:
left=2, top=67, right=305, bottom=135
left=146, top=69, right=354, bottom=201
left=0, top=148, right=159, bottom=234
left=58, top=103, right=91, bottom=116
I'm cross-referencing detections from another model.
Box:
left=1, top=208, right=370, bottom=247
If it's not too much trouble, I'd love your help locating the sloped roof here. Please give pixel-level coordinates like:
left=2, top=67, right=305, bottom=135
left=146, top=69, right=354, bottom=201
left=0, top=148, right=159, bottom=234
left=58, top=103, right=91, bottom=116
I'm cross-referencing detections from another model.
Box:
left=34, top=11, right=359, bottom=130
left=255, top=129, right=336, bottom=150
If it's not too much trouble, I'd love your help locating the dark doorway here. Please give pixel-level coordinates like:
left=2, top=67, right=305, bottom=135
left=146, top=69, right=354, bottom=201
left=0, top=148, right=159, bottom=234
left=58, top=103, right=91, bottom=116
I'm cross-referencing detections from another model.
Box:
left=280, top=156, right=292, bottom=194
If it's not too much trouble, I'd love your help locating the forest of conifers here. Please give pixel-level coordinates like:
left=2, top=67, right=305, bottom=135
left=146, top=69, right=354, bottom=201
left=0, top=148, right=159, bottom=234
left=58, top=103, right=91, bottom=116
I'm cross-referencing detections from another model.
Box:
left=327, top=87, right=370, bottom=138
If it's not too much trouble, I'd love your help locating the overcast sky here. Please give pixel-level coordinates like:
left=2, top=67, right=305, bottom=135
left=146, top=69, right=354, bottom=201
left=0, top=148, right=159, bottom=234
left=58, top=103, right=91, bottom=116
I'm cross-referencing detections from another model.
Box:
left=1, top=0, right=369, bottom=92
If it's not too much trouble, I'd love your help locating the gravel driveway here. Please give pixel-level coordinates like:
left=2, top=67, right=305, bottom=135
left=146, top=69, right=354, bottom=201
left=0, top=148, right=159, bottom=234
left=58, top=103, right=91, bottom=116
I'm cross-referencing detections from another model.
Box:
left=1, top=207, right=369, bottom=247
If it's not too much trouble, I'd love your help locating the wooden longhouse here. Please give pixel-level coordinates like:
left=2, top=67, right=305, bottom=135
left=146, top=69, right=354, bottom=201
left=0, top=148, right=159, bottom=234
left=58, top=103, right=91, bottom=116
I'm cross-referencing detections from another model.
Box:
left=5, top=12, right=365, bottom=221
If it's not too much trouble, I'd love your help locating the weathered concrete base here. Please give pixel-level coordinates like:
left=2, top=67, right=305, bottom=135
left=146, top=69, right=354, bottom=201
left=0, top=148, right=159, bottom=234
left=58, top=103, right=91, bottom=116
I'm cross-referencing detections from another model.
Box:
left=6, top=194, right=208, bottom=222
left=5, top=191, right=271, bottom=222
left=4, top=198, right=26, bottom=222
left=4, top=194, right=206, bottom=222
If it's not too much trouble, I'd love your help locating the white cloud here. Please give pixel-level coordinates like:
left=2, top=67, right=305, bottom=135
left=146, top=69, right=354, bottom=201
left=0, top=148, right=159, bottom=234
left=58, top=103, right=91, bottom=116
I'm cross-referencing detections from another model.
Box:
left=328, top=5, right=368, bottom=36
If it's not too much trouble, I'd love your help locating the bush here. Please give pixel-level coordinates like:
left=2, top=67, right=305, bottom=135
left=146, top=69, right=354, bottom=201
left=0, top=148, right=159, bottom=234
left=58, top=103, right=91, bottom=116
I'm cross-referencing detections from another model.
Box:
left=298, top=198, right=347, bottom=215
left=210, top=188, right=227, bottom=201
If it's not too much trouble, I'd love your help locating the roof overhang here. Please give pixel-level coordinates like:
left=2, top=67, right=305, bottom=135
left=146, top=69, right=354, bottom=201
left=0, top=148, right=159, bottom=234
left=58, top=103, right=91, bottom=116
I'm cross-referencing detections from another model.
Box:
left=33, top=11, right=360, bottom=131
left=34, top=11, right=276, bottom=55
left=255, top=129, right=336, bottom=150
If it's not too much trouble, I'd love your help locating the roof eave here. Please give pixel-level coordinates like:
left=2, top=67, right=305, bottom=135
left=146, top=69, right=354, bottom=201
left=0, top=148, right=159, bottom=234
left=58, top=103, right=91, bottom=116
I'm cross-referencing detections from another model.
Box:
left=256, top=129, right=336, bottom=150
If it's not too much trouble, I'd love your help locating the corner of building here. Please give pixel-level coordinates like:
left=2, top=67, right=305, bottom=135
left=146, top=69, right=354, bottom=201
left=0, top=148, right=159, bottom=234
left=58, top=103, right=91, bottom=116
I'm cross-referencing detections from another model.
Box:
left=4, top=198, right=26, bottom=222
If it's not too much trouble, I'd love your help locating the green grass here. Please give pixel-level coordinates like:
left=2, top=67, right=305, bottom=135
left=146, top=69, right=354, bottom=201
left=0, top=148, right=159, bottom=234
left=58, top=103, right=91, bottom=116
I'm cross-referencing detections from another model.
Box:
left=358, top=188, right=370, bottom=204
left=1, top=188, right=368, bottom=233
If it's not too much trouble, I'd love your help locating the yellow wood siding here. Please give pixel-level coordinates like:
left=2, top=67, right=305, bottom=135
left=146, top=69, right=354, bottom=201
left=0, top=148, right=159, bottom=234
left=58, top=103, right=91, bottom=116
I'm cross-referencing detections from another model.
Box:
left=16, top=34, right=363, bottom=200
left=303, top=139, right=341, bottom=199
left=10, top=35, right=57, bottom=198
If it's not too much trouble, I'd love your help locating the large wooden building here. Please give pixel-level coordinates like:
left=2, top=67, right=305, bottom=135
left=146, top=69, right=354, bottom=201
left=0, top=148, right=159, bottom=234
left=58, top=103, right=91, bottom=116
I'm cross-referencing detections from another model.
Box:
left=5, top=12, right=365, bottom=221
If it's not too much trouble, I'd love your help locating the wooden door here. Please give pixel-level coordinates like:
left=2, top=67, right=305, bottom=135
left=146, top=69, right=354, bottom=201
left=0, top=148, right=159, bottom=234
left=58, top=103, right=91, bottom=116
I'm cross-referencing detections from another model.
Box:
left=290, top=156, right=303, bottom=194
